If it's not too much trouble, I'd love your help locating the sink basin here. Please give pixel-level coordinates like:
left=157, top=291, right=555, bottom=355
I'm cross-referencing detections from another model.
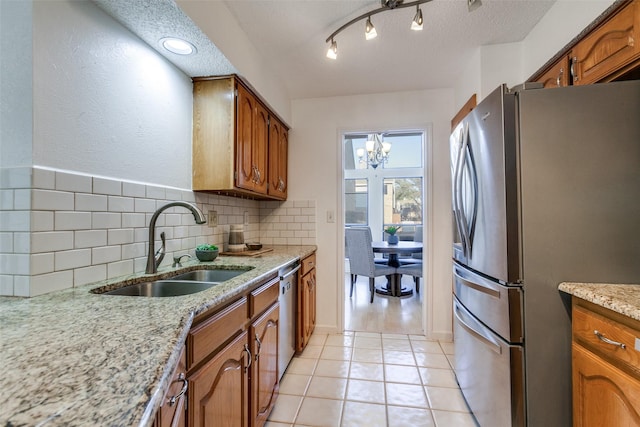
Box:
left=171, top=268, right=251, bottom=282
left=104, top=280, right=218, bottom=297
left=100, top=267, right=253, bottom=297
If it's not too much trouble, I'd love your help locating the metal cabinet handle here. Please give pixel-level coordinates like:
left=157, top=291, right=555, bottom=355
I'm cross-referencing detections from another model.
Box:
left=255, top=334, right=262, bottom=361
left=571, top=57, right=578, bottom=82
left=168, top=373, right=188, bottom=406
left=556, top=68, right=564, bottom=87
left=244, top=344, right=252, bottom=372
left=594, top=330, right=626, bottom=349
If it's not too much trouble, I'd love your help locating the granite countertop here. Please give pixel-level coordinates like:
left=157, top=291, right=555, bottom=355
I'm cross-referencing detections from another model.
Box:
left=0, top=245, right=316, bottom=427
left=559, top=282, right=640, bottom=322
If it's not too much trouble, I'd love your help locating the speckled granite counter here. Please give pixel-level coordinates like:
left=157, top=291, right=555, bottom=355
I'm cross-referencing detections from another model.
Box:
left=0, top=245, right=315, bottom=427
left=559, top=282, right=640, bottom=322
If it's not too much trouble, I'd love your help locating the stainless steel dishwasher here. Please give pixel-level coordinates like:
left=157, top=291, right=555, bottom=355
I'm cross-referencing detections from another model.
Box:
left=278, top=260, right=300, bottom=380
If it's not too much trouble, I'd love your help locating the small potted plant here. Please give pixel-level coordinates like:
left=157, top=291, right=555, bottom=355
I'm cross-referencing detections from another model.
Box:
left=384, top=226, right=401, bottom=244
left=195, top=244, right=219, bottom=262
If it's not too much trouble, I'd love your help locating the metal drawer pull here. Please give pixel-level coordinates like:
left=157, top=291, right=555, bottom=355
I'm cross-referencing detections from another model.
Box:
left=594, top=330, right=626, bottom=349
left=168, top=373, right=188, bottom=406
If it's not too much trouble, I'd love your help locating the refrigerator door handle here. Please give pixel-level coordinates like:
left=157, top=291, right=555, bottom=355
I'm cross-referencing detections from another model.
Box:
left=453, top=127, right=467, bottom=257
left=454, top=265, right=501, bottom=298
left=454, top=300, right=502, bottom=355
left=458, top=122, right=475, bottom=258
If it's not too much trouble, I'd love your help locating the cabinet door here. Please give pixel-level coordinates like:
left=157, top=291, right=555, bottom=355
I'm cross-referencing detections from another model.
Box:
left=536, top=55, right=570, bottom=88
left=573, top=343, right=640, bottom=426
left=237, top=84, right=256, bottom=191
left=268, top=118, right=288, bottom=200
left=306, top=269, right=316, bottom=340
left=296, top=271, right=310, bottom=353
left=157, top=348, right=187, bottom=427
left=253, top=102, right=269, bottom=194
left=571, top=1, right=640, bottom=85
left=250, top=303, right=280, bottom=427
left=188, top=331, right=250, bottom=427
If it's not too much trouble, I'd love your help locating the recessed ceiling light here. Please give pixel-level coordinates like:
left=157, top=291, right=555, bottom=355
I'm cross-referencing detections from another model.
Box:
left=159, top=37, right=197, bottom=55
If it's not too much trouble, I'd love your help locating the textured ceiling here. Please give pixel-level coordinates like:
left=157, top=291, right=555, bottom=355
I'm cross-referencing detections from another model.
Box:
left=94, top=0, right=556, bottom=100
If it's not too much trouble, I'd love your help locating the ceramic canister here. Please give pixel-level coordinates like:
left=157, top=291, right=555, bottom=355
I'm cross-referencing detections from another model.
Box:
left=228, top=224, right=245, bottom=252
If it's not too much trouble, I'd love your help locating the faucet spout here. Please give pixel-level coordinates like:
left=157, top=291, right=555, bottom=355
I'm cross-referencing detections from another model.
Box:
left=146, top=201, right=207, bottom=274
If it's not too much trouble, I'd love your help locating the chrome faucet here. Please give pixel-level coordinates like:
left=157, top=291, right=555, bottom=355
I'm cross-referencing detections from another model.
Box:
left=146, top=201, right=207, bottom=274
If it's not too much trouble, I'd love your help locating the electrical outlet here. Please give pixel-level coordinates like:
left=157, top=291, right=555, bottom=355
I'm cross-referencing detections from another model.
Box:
left=208, top=210, right=218, bottom=227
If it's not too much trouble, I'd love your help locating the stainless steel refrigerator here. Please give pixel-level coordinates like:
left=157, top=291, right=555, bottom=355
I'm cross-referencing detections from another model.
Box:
left=450, top=80, right=640, bottom=427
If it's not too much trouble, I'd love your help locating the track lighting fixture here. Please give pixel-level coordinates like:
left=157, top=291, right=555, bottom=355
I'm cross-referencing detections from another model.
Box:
left=411, top=6, right=423, bottom=31
left=365, top=16, right=377, bottom=40
left=325, top=0, right=481, bottom=59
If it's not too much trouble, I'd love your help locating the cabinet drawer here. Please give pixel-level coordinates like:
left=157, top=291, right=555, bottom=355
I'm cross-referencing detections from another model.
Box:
left=573, top=303, right=640, bottom=377
left=301, top=253, right=316, bottom=277
left=249, top=276, right=279, bottom=319
left=187, top=297, right=247, bottom=369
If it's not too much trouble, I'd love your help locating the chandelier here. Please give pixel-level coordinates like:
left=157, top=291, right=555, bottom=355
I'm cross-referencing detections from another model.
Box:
left=357, top=134, right=391, bottom=169
left=326, top=0, right=482, bottom=59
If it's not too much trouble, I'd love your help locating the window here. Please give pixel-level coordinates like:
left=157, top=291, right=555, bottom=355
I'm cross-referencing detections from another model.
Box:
left=344, top=130, right=424, bottom=241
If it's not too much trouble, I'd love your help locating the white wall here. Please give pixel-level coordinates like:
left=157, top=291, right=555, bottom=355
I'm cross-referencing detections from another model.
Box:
left=290, top=89, right=455, bottom=339
left=176, top=0, right=291, bottom=125
left=452, top=0, right=615, bottom=112
left=33, top=0, right=193, bottom=189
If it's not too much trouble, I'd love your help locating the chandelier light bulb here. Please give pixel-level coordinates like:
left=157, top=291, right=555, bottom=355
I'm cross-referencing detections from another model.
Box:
left=365, top=16, right=377, bottom=40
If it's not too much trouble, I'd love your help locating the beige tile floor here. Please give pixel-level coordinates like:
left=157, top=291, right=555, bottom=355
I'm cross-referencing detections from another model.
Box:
left=267, top=330, right=478, bottom=427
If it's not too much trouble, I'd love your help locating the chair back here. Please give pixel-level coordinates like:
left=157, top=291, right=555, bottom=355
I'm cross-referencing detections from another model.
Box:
left=345, top=227, right=377, bottom=277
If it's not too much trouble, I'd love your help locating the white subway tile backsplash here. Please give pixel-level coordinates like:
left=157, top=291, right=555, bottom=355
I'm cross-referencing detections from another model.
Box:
left=30, top=271, right=73, bottom=296
left=92, top=212, right=121, bottom=229
left=75, top=193, right=108, bottom=211
left=31, top=253, right=54, bottom=275
left=32, top=189, right=74, bottom=211
left=32, top=168, right=55, bottom=190
left=13, top=232, right=30, bottom=253
left=31, top=211, right=54, bottom=232
left=0, top=211, right=30, bottom=232
left=2, top=166, right=316, bottom=296
left=93, top=177, right=121, bottom=196
left=107, top=229, right=134, bottom=245
left=108, top=196, right=134, bottom=212
left=55, top=249, right=92, bottom=271
left=55, top=171, right=92, bottom=193
left=0, top=254, right=30, bottom=274
left=92, top=245, right=121, bottom=264
left=107, top=259, right=134, bottom=279
left=75, top=230, right=107, bottom=248
left=31, top=231, right=74, bottom=253
left=74, top=265, right=106, bottom=287
left=55, top=211, right=92, bottom=230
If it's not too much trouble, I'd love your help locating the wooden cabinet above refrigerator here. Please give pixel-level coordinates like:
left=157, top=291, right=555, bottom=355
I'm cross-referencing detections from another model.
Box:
left=192, top=75, right=289, bottom=200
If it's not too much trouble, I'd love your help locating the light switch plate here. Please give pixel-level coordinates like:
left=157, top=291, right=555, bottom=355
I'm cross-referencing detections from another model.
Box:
left=208, top=210, right=217, bottom=227
left=327, top=210, right=335, bottom=223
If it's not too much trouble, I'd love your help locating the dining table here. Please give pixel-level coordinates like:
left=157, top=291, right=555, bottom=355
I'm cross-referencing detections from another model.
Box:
left=372, top=240, right=423, bottom=297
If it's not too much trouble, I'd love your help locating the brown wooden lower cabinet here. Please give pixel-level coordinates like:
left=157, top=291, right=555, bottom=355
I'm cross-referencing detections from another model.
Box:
left=296, top=252, right=316, bottom=353
left=250, top=303, right=280, bottom=427
left=155, top=347, right=187, bottom=427
left=179, top=274, right=279, bottom=427
left=571, top=298, right=640, bottom=426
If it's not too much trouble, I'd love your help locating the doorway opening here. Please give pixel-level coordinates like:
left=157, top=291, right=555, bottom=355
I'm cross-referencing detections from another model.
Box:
left=342, top=130, right=426, bottom=335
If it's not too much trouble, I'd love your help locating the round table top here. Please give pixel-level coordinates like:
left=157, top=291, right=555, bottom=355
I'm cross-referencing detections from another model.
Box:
left=371, top=241, right=423, bottom=254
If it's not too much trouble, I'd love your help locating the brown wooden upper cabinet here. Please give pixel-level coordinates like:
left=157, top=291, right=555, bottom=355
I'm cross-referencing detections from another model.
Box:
left=570, top=0, right=640, bottom=85
left=192, top=75, right=289, bottom=200
left=535, top=55, right=570, bottom=88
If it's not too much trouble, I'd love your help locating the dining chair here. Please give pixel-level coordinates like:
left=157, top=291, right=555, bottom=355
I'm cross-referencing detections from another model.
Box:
left=397, top=263, right=423, bottom=294
left=345, top=227, right=396, bottom=303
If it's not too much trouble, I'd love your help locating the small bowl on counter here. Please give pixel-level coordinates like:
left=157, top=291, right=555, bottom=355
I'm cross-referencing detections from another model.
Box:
left=245, top=243, right=263, bottom=251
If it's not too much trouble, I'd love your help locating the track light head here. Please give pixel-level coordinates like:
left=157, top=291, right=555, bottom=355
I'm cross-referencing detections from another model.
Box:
left=326, top=39, right=337, bottom=59
left=411, top=6, right=423, bottom=31
left=365, top=16, right=378, bottom=40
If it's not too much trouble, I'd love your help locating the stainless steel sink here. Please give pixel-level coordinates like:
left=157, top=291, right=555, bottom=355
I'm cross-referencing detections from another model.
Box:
left=171, top=268, right=251, bottom=282
left=101, top=267, right=253, bottom=297
left=104, top=280, right=217, bottom=297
